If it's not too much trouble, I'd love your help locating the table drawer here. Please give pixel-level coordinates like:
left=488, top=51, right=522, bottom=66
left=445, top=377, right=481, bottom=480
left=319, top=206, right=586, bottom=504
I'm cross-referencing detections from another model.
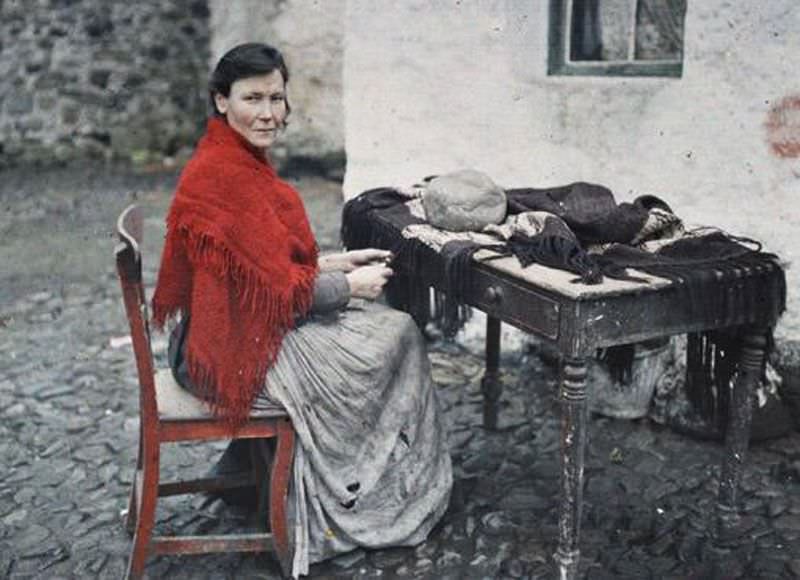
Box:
left=468, top=269, right=561, bottom=339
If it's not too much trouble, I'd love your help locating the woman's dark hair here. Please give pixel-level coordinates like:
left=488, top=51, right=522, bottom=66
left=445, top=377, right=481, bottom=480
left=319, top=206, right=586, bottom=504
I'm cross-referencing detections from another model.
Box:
left=208, top=43, right=291, bottom=121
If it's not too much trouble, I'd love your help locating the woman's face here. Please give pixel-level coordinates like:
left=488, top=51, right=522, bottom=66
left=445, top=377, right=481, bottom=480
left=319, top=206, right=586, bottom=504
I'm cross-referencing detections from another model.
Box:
left=214, top=70, right=287, bottom=152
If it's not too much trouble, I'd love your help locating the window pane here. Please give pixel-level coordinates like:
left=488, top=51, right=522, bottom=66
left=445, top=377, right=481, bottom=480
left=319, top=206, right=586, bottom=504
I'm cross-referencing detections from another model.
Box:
left=570, top=0, right=635, bottom=62
left=598, top=0, right=635, bottom=61
left=570, top=0, right=603, bottom=61
left=635, top=0, right=687, bottom=60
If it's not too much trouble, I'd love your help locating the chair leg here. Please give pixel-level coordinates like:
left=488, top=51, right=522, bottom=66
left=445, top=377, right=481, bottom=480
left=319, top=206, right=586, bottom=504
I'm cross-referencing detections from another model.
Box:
left=270, top=419, right=295, bottom=578
left=125, top=433, right=144, bottom=535
left=125, top=440, right=160, bottom=580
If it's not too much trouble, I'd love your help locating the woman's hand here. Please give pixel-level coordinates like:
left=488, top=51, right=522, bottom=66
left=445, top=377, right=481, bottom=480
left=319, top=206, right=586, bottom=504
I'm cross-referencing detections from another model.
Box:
left=320, top=249, right=393, bottom=273
left=345, top=264, right=394, bottom=300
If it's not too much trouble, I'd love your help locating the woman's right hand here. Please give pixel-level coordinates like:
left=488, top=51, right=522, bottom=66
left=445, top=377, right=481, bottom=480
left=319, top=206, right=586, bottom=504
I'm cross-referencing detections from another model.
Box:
left=345, top=264, right=394, bottom=300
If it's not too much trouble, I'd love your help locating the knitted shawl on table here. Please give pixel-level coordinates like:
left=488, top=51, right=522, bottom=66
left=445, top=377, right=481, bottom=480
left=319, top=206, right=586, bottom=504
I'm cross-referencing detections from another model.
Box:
left=342, top=182, right=785, bottom=336
left=152, top=117, right=319, bottom=427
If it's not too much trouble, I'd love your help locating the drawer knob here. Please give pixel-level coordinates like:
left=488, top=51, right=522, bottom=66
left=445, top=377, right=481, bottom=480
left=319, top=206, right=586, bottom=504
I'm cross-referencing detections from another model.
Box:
left=485, top=285, right=504, bottom=304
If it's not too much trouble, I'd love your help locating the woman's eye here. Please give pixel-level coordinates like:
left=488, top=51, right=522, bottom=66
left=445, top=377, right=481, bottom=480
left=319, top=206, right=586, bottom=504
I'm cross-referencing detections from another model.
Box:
left=271, top=95, right=285, bottom=103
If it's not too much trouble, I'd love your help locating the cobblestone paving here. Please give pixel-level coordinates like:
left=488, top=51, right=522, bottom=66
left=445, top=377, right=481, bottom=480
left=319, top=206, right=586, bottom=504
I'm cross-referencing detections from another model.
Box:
left=2, top=167, right=800, bottom=579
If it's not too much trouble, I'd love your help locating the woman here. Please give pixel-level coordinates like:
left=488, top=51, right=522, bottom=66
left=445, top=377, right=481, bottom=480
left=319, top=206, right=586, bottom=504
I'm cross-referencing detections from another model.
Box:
left=152, top=43, right=452, bottom=578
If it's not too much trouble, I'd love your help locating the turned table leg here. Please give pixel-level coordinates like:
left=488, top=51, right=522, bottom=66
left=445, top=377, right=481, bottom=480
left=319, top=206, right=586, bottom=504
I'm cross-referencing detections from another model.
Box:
left=554, top=357, right=589, bottom=580
left=716, top=327, right=768, bottom=544
left=481, top=315, right=502, bottom=430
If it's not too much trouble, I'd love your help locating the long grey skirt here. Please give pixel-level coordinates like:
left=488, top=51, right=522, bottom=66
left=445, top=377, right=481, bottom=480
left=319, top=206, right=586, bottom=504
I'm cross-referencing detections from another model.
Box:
left=253, top=299, right=453, bottom=578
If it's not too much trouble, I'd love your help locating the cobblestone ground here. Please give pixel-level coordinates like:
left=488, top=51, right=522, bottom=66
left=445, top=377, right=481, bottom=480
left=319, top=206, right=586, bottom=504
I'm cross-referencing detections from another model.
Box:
left=2, top=167, right=800, bottom=579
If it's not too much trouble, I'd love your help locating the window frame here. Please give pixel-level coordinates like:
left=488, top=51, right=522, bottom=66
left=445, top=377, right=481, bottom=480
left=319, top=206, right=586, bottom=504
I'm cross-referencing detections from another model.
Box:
left=548, top=0, right=685, bottom=78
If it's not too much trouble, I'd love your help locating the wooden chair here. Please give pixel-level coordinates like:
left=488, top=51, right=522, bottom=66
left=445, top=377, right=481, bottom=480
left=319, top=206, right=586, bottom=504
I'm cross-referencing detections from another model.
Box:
left=115, top=204, right=295, bottom=579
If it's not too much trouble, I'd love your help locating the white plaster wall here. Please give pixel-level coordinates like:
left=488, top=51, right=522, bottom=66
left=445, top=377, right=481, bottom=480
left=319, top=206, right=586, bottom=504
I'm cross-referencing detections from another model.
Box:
left=344, top=0, right=800, bottom=342
left=210, top=0, right=345, bottom=161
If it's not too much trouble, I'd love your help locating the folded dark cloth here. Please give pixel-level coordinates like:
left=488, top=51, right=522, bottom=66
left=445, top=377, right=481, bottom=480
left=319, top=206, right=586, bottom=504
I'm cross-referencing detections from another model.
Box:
left=499, top=215, right=603, bottom=284
left=505, top=182, right=651, bottom=244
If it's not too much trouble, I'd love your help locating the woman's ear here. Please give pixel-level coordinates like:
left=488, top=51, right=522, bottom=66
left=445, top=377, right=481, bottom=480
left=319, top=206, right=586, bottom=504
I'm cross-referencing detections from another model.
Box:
left=214, top=93, right=228, bottom=115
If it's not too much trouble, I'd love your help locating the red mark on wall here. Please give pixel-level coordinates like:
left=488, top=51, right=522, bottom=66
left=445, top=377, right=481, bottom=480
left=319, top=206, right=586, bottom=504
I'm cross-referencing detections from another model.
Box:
left=766, top=96, right=800, bottom=158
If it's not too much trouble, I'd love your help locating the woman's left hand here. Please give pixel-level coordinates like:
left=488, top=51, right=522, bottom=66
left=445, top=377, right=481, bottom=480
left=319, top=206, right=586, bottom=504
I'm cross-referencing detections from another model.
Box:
left=320, top=249, right=393, bottom=272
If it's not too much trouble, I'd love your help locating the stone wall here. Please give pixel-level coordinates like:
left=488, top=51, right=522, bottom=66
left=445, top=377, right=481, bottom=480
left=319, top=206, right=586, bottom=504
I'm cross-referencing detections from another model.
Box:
left=343, top=0, right=800, bottom=351
left=0, top=0, right=211, bottom=167
left=209, top=0, right=345, bottom=176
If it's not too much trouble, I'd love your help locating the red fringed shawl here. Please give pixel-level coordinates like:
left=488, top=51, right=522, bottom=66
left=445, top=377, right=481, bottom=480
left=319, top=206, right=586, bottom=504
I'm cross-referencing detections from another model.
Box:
left=152, top=117, right=319, bottom=426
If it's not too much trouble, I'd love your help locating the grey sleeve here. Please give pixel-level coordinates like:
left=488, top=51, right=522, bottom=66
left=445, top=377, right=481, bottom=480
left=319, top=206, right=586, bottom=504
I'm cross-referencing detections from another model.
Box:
left=309, top=271, right=351, bottom=315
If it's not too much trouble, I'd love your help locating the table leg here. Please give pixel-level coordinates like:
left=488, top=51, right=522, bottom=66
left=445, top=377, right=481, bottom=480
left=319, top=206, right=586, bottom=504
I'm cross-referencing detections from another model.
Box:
left=554, top=357, right=589, bottom=580
left=716, top=328, right=768, bottom=544
left=481, top=315, right=502, bottom=430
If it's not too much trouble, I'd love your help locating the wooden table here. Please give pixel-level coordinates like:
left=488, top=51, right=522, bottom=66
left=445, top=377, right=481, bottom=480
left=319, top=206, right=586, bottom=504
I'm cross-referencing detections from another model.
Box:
left=361, top=208, right=785, bottom=579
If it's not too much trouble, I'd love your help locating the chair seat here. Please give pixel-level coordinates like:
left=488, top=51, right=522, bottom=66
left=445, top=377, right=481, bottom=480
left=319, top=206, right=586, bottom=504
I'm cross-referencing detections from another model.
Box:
left=155, top=369, right=287, bottom=420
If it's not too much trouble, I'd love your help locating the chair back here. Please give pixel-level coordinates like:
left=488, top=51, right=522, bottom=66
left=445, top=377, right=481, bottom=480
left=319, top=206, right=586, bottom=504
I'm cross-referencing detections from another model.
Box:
left=116, top=204, right=159, bottom=422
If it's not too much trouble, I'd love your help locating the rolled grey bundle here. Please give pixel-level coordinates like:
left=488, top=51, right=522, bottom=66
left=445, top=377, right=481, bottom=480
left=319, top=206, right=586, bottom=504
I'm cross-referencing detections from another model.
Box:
left=422, top=169, right=507, bottom=232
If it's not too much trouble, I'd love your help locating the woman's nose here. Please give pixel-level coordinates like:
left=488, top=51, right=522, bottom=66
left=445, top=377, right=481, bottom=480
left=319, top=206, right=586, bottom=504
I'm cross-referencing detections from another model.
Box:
left=257, top=101, right=273, bottom=119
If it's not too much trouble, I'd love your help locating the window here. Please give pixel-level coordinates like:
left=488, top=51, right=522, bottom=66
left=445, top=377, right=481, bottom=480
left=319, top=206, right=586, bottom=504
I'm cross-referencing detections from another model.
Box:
left=548, top=0, right=687, bottom=77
